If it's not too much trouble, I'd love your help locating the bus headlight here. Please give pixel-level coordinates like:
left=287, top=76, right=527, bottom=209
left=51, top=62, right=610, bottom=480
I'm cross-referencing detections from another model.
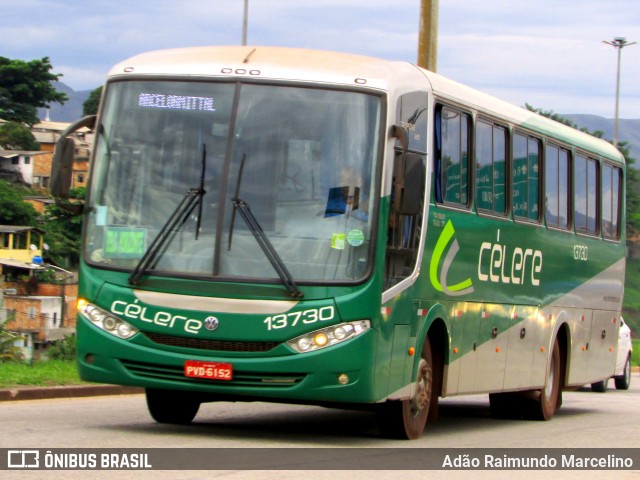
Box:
left=78, top=300, right=139, bottom=340
left=286, top=320, right=370, bottom=353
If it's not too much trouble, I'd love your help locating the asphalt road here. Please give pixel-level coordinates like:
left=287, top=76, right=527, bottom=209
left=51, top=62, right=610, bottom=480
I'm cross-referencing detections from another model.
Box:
left=1, top=375, right=639, bottom=480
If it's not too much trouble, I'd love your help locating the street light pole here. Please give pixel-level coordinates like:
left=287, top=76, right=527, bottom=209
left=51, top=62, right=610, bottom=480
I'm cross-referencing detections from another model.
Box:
left=242, top=0, right=249, bottom=46
left=417, top=0, right=439, bottom=71
left=603, top=37, right=637, bottom=147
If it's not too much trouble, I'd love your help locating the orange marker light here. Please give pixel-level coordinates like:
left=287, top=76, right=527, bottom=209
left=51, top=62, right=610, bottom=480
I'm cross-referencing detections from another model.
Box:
left=314, top=333, right=329, bottom=347
left=453, top=347, right=459, bottom=354
left=408, top=347, right=415, bottom=356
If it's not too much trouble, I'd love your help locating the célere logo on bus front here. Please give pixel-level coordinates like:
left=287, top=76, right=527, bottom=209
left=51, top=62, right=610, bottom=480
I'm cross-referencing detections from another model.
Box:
left=110, top=300, right=205, bottom=334
left=430, top=220, right=543, bottom=297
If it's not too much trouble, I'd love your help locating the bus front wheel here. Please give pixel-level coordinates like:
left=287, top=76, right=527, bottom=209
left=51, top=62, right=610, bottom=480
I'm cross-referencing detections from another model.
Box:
left=376, top=340, right=434, bottom=440
left=146, top=388, right=201, bottom=425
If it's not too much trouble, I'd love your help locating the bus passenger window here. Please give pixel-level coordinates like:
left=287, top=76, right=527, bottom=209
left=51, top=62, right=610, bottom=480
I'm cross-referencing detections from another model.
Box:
left=545, top=145, right=570, bottom=229
left=602, top=164, right=622, bottom=239
left=574, top=155, right=598, bottom=235
left=436, top=106, right=470, bottom=206
left=513, top=133, right=540, bottom=221
left=476, top=120, right=507, bottom=214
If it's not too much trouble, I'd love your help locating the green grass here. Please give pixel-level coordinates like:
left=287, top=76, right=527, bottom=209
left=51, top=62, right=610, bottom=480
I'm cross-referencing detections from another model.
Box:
left=0, top=360, right=85, bottom=388
left=623, top=258, right=640, bottom=337
left=633, top=339, right=640, bottom=367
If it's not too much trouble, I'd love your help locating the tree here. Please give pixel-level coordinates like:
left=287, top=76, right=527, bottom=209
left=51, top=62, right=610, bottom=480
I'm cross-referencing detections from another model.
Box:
left=0, top=180, right=37, bottom=225
left=41, top=187, right=85, bottom=266
left=48, top=334, right=76, bottom=361
left=0, top=56, right=68, bottom=126
left=0, top=121, right=40, bottom=150
left=0, top=320, right=24, bottom=363
left=83, top=86, right=103, bottom=116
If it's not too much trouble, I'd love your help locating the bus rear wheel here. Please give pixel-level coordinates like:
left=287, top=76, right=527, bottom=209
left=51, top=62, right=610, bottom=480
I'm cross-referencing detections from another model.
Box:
left=146, top=388, right=201, bottom=425
left=376, top=340, right=434, bottom=440
left=530, top=338, right=561, bottom=420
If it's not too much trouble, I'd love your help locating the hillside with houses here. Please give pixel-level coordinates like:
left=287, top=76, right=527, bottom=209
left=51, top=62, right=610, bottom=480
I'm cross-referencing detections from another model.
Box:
left=0, top=117, right=90, bottom=360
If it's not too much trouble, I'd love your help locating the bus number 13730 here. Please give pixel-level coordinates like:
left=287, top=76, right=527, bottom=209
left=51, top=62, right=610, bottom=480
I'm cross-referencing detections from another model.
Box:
left=264, top=307, right=335, bottom=331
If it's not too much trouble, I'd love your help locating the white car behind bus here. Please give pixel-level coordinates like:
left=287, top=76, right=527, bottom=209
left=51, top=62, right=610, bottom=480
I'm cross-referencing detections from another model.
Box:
left=592, top=317, right=633, bottom=392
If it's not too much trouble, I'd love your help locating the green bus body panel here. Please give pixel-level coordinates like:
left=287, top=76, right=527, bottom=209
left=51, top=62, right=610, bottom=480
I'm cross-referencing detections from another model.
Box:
left=376, top=192, right=624, bottom=397
left=416, top=203, right=624, bottom=394
left=423, top=206, right=624, bottom=308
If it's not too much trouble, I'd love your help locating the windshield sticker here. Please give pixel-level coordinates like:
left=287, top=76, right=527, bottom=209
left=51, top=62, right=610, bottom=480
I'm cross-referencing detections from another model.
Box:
left=104, top=227, right=147, bottom=258
left=96, top=206, right=107, bottom=226
left=331, top=233, right=346, bottom=250
left=347, top=229, right=365, bottom=247
left=138, top=93, right=216, bottom=112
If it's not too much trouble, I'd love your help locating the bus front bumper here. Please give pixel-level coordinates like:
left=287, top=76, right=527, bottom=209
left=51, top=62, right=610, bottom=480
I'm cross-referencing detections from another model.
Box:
left=76, top=316, right=381, bottom=405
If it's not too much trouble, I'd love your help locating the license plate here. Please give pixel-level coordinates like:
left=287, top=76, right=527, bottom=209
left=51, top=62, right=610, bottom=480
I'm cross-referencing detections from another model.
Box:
left=184, top=360, right=233, bottom=381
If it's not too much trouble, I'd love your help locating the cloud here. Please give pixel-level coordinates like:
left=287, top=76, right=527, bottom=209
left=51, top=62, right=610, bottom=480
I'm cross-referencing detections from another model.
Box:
left=2, top=0, right=639, bottom=116
left=437, top=1, right=640, bottom=117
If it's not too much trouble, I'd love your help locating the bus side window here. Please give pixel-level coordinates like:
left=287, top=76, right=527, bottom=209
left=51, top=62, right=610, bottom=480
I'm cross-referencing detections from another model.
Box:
left=602, top=164, right=622, bottom=239
left=513, top=132, right=541, bottom=222
left=545, top=144, right=570, bottom=229
left=435, top=106, right=470, bottom=206
left=476, top=120, right=507, bottom=215
left=574, top=155, right=599, bottom=235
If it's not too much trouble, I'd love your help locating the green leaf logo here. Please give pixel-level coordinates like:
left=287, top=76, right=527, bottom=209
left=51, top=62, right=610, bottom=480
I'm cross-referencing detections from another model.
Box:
left=429, top=220, right=474, bottom=296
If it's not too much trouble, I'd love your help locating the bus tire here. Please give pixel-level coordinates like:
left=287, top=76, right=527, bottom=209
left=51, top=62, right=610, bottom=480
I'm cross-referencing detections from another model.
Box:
left=376, top=339, right=433, bottom=440
left=530, top=338, right=561, bottom=420
left=591, top=379, right=608, bottom=393
left=614, top=355, right=631, bottom=390
left=146, top=388, right=201, bottom=425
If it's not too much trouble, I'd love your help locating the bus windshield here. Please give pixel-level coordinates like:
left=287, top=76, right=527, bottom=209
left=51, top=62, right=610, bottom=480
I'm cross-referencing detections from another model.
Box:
left=85, top=80, right=382, bottom=284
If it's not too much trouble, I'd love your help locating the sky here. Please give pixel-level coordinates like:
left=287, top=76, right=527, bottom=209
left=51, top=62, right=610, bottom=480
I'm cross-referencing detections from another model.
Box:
left=3, top=0, right=640, bottom=118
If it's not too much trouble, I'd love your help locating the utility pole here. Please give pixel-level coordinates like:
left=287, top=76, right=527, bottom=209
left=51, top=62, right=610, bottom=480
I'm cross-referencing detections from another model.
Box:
left=417, top=0, right=439, bottom=71
left=242, top=0, right=249, bottom=46
left=603, top=37, right=636, bottom=147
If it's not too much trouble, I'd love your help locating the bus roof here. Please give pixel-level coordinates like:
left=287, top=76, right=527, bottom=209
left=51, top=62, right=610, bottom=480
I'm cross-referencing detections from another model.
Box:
left=421, top=69, right=624, bottom=164
left=108, top=45, right=409, bottom=92
left=108, top=46, right=624, bottom=165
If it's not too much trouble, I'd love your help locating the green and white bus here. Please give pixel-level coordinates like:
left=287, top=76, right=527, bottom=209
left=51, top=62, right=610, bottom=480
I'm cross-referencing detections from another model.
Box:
left=54, top=46, right=625, bottom=439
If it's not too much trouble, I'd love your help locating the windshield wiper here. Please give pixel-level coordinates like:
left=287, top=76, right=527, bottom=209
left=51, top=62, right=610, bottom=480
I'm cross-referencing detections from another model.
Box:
left=128, top=146, right=207, bottom=285
left=228, top=156, right=303, bottom=299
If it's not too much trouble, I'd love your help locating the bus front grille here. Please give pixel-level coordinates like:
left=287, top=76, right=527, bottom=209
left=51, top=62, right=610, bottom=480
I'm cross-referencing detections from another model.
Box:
left=121, top=359, right=305, bottom=388
left=143, top=332, right=279, bottom=353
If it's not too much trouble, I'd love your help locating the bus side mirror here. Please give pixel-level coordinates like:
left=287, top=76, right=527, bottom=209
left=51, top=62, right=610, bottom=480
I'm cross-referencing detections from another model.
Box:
left=51, top=115, right=96, bottom=213
left=51, top=136, right=75, bottom=198
left=393, top=152, right=423, bottom=215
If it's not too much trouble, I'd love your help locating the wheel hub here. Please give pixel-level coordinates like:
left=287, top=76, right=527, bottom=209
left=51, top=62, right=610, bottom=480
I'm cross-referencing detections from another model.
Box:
left=410, top=358, right=431, bottom=417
